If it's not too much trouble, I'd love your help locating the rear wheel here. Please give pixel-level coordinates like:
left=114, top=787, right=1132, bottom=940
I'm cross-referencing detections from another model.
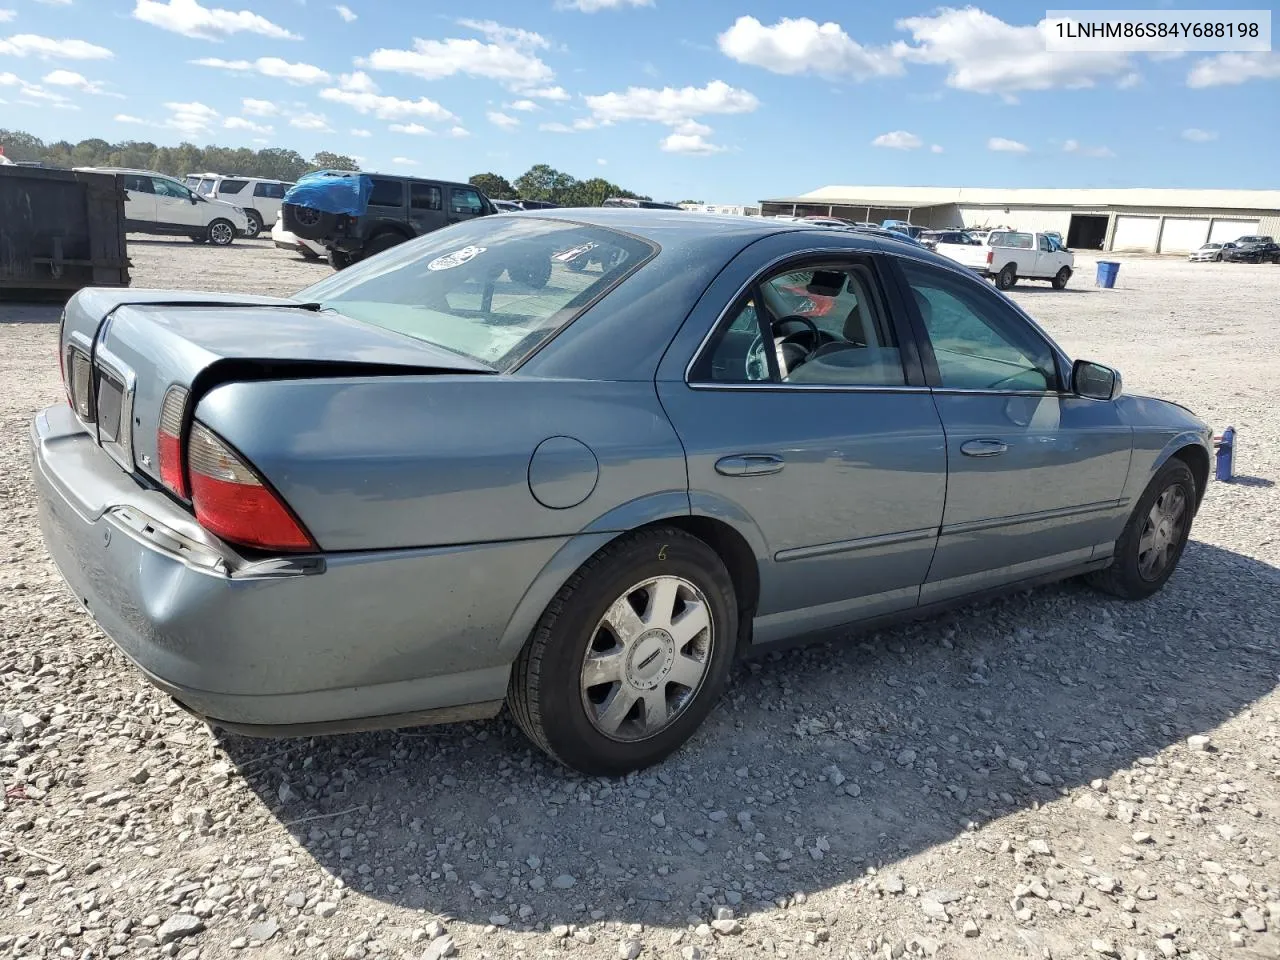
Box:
left=283, top=203, right=337, bottom=241
left=995, top=264, right=1017, bottom=290
left=1052, top=266, right=1072, bottom=290
left=243, top=210, right=263, bottom=239
left=362, top=231, right=407, bottom=259
left=508, top=527, right=737, bottom=776
left=207, top=220, right=236, bottom=246
left=1087, top=459, right=1196, bottom=600
left=327, top=248, right=355, bottom=271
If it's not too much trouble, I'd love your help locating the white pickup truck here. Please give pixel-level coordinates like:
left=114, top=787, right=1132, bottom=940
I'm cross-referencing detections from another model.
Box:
left=936, top=230, right=1075, bottom=291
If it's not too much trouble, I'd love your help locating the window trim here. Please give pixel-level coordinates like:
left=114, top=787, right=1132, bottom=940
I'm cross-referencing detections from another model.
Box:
left=685, top=250, right=927, bottom=391
left=449, top=185, right=485, bottom=216
left=368, top=178, right=406, bottom=208
left=410, top=182, right=443, bottom=211
left=886, top=254, right=1068, bottom=394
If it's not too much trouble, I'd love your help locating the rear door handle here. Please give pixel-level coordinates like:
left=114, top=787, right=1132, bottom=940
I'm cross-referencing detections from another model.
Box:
left=960, top=439, right=1009, bottom=458
left=715, top=454, right=785, bottom=477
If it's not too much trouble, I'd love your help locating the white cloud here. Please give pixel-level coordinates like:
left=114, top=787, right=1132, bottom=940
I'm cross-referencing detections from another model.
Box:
left=1181, top=128, right=1217, bottom=142
left=35, top=0, right=72, bottom=4
left=525, top=85, right=569, bottom=100
left=930, top=143, right=944, bottom=153
left=597, top=157, right=607, bottom=165
left=115, top=113, right=147, bottom=124
left=339, top=70, right=377, bottom=93
left=447, top=125, right=470, bottom=138
left=539, top=121, right=573, bottom=133
left=363, top=23, right=554, bottom=88
left=1062, top=139, right=1113, bottom=158
left=41, top=69, right=106, bottom=93
left=349, top=127, right=371, bottom=137
left=584, top=79, right=758, bottom=125
left=894, top=8, right=1132, bottom=95
left=0, top=70, right=70, bottom=105
left=718, top=15, right=901, bottom=80
left=165, top=100, right=219, bottom=136
left=0, top=10, right=15, bottom=23
left=242, top=97, right=277, bottom=116
left=133, top=0, right=299, bottom=41
left=507, top=98, right=539, bottom=111
left=1117, top=71, right=1141, bottom=89
left=290, top=111, right=332, bottom=132
left=1187, top=52, right=1280, bottom=88
left=673, top=119, right=711, bottom=136
left=871, top=129, right=922, bottom=150
left=334, top=4, right=355, bottom=22
left=987, top=136, right=1029, bottom=153
left=320, top=85, right=454, bottom=122
left=224, top=116, right=271, bottom=133
left=555, top=0, right=651, bottom=10
left=389, top=122, right=430, bottom=134
left=0, top=33, right=112, bottom=59
left=391, top=156, right=418, bottom=166
left=660, top=132, right=725, bottom=155
left=488, top=110, right=519, bottom=129
left=192, top=56, right=328, bottom=84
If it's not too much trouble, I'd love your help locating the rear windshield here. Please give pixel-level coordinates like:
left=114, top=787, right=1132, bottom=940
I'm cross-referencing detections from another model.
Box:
left=296, top=218, right=655, bottom=371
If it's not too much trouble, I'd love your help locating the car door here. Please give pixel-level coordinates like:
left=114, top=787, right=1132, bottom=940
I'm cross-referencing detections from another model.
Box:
left=892, top=257, right=1133, bottom=602
left=1032, top=233, right=1058, bottom=277
left=120, top=174, right=156, bottom=229
left=151, top=176, right=201, bottom=229
left=657, top=244, right=947, bottom=644
left=448, top=185, right=487, bottom=225
left=365, top=177, right=406, bottom=230
left=408, top=181, right=446, bottom=235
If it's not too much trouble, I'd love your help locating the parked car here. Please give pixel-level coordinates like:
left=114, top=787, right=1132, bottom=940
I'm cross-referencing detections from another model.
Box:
left=602, top=197, right=683, bottom=210
left=270, top=210, right=325, bottom=260
left=77, top=167, right=250, bottom=246
left=189, top=176, right=293, bottom=239
left=33, top=211, right=1212, bottom=774
left=517, top=199, right=559, bottom=210
left=1222, top=235, right=1280, bottom=263
left=1189, top=242, right=1228, bottom=262
left=880, top=220, right=926, bottom=240
left=491, top=199, right=523, bottom=213
left=802, top=216, right=855, bottom=229
left=940, top=229, right=1075, bottom=290
left=282, top=171, right=496, bottom=269
left=919, top=230, right=980, bottom=252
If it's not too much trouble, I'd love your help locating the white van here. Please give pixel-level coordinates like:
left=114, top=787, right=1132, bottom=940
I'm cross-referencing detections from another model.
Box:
left=191, top=176, right=293, bottom=238
left=80, top=167, right=250, bottom=246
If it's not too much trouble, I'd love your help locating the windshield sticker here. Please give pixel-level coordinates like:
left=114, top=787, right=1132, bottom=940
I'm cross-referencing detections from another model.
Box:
left=427, top=245, right=487, bottom=271
left=553, top=242, right=597, bottom=263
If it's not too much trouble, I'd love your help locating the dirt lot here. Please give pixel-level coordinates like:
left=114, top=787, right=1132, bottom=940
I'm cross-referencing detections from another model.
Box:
left=2, top=237, right=1278, bottom=960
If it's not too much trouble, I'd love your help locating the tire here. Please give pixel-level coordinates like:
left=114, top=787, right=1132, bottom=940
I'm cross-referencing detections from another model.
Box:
left=207, top=219, right=236, bottom=246
left=327, top=248, right=355, bottom=271
left=243, top=210, right=263, bottom=240
left=508, top=527, right=738, bottom=776
left=509, top=255, right=552, bottom=288
left=1087, top=459, right=1196, bottom=601
left=1051, top=267, right=1072, bottom=290
left=362, top=231, right=407, bottom=259
left=995, top=264, right=1017, bottom=290
left=282, top=202, right=337, bottom=242
left=298, top=245, right=321, bottom=261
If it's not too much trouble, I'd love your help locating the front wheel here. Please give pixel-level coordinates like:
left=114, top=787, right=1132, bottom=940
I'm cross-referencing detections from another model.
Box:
left=508, top=527, right=737, bottom=776
left=327, top=248, right=355, bottom=271
left=1087, top=459, right=1196, bottom=600
left=207, top=220, right=236, bottom=246
left=242, top=210, right=263, bottom=239
left=1052, top=266, right=1072, bottom=290
left=995, top=264, right=1017, bottom=290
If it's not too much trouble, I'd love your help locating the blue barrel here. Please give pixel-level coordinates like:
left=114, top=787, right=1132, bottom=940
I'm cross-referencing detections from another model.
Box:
left=1096, top=261, right=1120, bottom=288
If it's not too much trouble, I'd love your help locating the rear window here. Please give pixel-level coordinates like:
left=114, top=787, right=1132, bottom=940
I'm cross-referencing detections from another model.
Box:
left=369, top=178, right=404, bottom=207
left=253, top=181, right=286, bottom=199
left=217, top=179, right=249, bottom=195
left=296, top=218, right=656, bottom=371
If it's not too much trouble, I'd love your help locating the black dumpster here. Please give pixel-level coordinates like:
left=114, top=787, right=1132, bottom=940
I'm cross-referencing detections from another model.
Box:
left=0, top=165, right=130, bottom=296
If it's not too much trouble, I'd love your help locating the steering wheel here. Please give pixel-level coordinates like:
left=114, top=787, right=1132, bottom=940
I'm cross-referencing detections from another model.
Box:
left=745, top=314, right=824, bottom=380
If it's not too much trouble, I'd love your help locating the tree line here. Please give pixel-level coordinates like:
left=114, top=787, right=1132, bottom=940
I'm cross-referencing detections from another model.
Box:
left=1, top=130, right=656, bottom=205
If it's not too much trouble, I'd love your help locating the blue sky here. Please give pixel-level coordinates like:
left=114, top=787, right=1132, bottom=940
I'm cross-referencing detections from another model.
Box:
left=1, top=0, right=1277, bottom=202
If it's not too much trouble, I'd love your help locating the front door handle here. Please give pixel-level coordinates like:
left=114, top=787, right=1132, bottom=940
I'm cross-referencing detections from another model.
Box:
left=960, top=439, right=1009, bottom=458
left=715, top=454, right=785, bottom=477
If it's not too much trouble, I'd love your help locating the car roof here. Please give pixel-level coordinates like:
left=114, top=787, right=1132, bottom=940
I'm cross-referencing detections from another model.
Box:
left=76, top=166, right=175, bottom=178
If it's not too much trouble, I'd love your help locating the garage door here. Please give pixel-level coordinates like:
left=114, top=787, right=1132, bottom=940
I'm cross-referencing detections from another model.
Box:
left=1111, top=216, right=1161, bottom=252
left=1209, top=220, right=1258, bottom=245
left=1159, top=218, right=1210, bottom=254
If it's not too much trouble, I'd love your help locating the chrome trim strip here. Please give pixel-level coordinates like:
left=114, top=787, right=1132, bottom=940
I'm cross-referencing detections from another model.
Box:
left=686, top=382, right=931, bottom=395
left=94, top=345, right=137, bottom=473
left=775, top=526, right=937, bottom=562
left=940, top=499, right=1124, bottom=537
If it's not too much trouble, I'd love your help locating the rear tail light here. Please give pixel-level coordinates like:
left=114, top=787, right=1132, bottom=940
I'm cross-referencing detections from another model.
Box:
left=986, top=250, right=993, bottom=265
left=157, top=386, right=189, bottom=498
left=187, top=422, right=316, bottom=552
left=67, top=348, right=94, bottom=422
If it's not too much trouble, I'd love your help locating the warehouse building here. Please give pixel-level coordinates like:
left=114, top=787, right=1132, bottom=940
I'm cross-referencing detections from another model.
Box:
left=760, top=186, right=1280, bottom=254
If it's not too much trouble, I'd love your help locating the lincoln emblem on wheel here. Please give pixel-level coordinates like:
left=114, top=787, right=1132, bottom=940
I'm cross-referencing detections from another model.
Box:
left=32, top=209, right=1213, bottom=775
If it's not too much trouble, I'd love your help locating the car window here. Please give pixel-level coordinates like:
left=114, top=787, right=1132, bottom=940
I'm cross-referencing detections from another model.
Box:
left=196, top=179, right=214, bottom=195
left=450, top=187, right=485, bottom=216
left=152, top=177, right=192, bottom=200
left=369, top=178, right=404, bottom=207
left=123, top=174, right=154, bottom=194
left=298, top=218, right=654, bottom=372
left=693, top=261, right=907, bottom=387
left=218, top=179, right=249, bottom=195
left=253, top=181, right=286, bottom=199
left=1038, top=235, right=1051, bottom=252
left=901, top=260, right=1058, bottom=392
left=411, top=183, right=442, bottom=211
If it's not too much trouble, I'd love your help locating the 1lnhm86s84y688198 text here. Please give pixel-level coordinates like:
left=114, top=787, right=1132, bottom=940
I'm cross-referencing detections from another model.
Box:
left=1045, top=9, right=1272, bottom=51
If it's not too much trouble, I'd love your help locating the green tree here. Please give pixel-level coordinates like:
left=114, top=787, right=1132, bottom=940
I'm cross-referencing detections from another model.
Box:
left=310, top=151, right=360, bottom=172
left=469, top=172, right=515, bottom=199
left=0, top=129, right=47, bottom=162
left=513, top=163, right=579, bottom=203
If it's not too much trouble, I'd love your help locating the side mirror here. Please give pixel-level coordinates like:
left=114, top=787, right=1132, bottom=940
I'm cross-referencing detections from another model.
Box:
left=1072, top=359, right=1122, bottom=401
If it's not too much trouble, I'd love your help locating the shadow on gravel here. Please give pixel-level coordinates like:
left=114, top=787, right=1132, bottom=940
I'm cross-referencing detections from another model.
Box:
left=0, top=303, right=64, bottom=323
left=218, top=538, right=1279, bottom=930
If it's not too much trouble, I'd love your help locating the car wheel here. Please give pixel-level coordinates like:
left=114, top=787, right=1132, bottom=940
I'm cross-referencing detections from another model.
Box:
left=327, top=248, right=355, bottom=271
left=282, top=203, right=338, bottom=242
left=1087, top=458, right=1196, bottom=601
left=362, top=232, right=406, bottom=259
left=1051, top=267, right=1072, bottom=290
left=207, top=220, right=236, bottom=246
left=243, top=210, right=263, bottom=239
left=508, top=527, right=738, bottom=776
left=1215, top=253, right=1222, bottom=261
left=995, top=264, right=1017, bottom=290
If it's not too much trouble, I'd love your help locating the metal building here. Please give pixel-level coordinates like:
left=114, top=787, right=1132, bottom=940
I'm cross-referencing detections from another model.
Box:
left=760, top=186, right=1280, bottom=253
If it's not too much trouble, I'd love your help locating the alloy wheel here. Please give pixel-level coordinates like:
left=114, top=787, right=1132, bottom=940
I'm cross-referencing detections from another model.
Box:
left=1137, top=483, right=1188, bottom=581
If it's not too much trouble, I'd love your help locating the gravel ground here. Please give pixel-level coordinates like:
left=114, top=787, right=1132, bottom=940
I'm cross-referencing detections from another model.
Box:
left=2, top=237, right=1278, bottom=960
